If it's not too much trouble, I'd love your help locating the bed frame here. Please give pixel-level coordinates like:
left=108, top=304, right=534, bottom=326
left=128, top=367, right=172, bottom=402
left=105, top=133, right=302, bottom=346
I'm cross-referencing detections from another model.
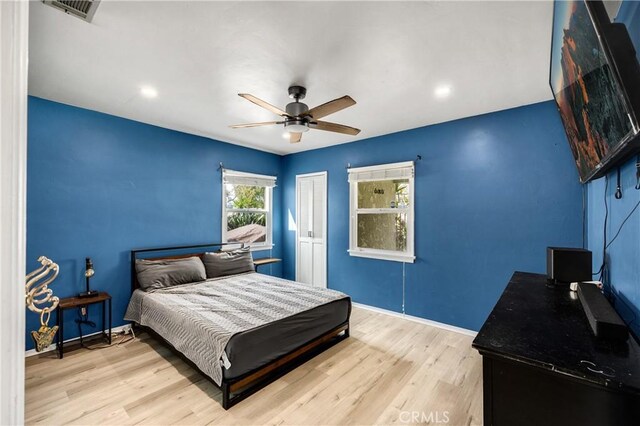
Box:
left=130, top=243, right=350, bottom=410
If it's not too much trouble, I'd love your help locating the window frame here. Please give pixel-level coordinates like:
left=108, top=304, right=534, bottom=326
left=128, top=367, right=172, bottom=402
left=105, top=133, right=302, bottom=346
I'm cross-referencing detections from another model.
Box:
left=221, top=170, right=275, bottom=252
left=348, top=161, right=415, bottom=263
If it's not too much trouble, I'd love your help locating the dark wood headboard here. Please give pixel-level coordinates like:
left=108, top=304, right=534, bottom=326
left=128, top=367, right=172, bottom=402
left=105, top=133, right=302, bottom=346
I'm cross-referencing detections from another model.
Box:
left=130, top=242, right=245, bottom=292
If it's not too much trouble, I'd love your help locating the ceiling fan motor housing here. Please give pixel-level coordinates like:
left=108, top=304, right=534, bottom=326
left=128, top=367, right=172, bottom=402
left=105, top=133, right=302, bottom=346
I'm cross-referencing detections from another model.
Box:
left=286, top=101, right=309, bottom=117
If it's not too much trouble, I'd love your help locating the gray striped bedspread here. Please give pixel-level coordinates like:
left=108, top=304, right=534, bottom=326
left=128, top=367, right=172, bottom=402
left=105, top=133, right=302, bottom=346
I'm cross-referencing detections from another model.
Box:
left=124, top=272, right=349, bottom=385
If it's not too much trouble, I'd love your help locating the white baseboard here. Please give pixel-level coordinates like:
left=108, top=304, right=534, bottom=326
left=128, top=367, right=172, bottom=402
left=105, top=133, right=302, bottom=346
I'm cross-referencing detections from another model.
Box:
left=352, top=302, right=477, bottom=337
left=26, top=306, right=476, bottom=356
left=25, top=324, right=130, bottom=358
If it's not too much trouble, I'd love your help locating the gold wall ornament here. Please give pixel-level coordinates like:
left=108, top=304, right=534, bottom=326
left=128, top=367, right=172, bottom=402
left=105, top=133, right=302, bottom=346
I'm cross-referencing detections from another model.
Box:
left=25, top=256, right=60, bottom=352
left=31, top=324, right=58, bottom=352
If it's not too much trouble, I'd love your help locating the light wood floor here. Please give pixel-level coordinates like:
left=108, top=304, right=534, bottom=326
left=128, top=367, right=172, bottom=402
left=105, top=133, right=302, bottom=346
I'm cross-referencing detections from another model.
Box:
left=25, top=307, right=483, bottom=425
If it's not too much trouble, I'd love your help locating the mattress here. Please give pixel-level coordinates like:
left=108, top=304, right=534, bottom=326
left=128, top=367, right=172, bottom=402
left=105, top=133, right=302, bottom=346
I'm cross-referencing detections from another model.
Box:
left=124, top=272, right=350, bottom=385
left=223, top=297, right=350, bottom=379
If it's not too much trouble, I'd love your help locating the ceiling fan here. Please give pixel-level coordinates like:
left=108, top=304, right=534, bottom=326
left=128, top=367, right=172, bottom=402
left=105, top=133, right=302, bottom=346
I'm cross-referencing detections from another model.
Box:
left=230, top=86, right=361, bottom=143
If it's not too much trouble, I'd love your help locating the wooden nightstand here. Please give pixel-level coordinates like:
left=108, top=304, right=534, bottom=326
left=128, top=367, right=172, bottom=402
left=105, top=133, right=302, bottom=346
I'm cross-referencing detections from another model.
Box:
left=254, top=257, right=281, bottom=272
left=56, top=292, right=111, bottom=358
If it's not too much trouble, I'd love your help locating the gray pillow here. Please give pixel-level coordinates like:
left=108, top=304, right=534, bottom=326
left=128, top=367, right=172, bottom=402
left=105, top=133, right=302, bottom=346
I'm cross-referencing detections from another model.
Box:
left=202, top=248, right=255, bottom=278
left=135, top=256, right=206, bottom=291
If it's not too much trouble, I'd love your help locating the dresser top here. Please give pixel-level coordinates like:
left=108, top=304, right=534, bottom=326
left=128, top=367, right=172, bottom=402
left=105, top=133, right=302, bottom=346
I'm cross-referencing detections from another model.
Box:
left=472, top=271, right=640, bottom=394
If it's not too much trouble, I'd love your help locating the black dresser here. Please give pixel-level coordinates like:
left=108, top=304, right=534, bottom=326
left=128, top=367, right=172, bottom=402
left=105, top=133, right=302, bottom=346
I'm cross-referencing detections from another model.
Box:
left=473, top=272, right=640, bottom=426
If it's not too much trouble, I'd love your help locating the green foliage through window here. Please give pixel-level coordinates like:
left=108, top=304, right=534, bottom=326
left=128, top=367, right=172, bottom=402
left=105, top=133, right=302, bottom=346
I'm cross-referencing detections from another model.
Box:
left=225, top=184, right=267, bottom=230
left=226, top=185, right=265, bottom=209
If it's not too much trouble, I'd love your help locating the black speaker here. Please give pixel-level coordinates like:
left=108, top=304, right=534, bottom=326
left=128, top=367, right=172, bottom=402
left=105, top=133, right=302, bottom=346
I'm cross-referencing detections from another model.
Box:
left=546, top=247, right=592, bottom=285
left=577, top=282, right=628, bottom=341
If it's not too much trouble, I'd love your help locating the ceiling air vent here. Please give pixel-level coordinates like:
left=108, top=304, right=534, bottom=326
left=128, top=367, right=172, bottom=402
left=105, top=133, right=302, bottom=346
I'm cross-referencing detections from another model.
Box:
left=42, top=0, right=101, bottom=23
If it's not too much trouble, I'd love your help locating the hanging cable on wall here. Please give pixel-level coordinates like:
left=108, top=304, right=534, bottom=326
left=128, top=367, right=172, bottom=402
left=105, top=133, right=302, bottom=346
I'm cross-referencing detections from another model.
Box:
left=606, top=200, right=640, bottom=250
left=593, top=175, right=608, bottom=279
left=599, top=165, right=640, bottom=328
left=635, top=155, right=640, bottom=190
left=615, top=167, right=623, bottom=199
left=591, top=168, right=640, bottom=293
left=402, top=262, right=406, bottom=315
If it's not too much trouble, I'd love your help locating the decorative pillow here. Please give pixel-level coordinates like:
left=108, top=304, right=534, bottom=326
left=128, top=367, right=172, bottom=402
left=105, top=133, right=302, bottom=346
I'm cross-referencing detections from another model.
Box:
left=202, top=247, right=255, bottom=278
left=135, top=256, right=206, bottom=291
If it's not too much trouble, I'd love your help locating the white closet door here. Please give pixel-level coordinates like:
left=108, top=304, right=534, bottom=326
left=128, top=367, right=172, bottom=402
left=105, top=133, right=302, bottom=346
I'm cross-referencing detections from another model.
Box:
left=296, top=172, right=327, bottom=288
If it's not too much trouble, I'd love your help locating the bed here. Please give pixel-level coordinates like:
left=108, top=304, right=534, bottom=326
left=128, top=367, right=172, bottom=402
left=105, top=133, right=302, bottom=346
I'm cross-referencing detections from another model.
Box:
left=124, top=243, right=351, bottom=409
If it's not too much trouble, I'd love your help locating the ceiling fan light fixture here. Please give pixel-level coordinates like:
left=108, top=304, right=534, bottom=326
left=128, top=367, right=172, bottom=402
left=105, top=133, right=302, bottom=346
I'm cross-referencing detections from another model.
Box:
left=285, top=121, right=309, bottom=133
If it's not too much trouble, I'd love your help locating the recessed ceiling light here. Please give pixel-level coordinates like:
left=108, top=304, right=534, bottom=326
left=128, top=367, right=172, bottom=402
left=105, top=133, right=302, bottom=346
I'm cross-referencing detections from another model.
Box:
left=434, top=85, right=452, bottom=99
left=140, top=85, right=158, bottom=98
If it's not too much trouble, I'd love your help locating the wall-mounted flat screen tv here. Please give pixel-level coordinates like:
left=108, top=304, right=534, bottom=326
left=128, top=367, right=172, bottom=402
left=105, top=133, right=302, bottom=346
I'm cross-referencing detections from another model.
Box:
left=550, top=0, right=640, bottom=183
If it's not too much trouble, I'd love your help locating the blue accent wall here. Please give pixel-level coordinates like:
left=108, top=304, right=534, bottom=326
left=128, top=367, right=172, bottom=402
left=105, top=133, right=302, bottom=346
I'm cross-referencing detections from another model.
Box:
left=615, top=0, right=639, bottom=47
left=26, top=97, right=283, bottom=350
left=27, top=98, right=584, bottom=348
left=281, top=101, right=583, bottom=331
left=587, top=0, right=640, bottom=338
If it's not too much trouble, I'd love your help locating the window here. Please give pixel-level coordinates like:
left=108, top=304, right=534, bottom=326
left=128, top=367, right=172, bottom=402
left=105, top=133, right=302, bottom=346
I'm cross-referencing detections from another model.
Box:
left=222, top=169, right=276, bottom=250
left=348, top=161, right=415, bottom=263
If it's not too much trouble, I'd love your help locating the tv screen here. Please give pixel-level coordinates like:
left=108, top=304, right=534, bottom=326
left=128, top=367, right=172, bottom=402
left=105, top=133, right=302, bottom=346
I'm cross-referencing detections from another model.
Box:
left=550, top=0, right=640, bottom=183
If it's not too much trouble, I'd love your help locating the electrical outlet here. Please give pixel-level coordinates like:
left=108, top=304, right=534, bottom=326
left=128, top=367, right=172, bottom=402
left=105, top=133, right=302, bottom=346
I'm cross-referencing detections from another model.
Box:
left=122, top=324, right=132, bottom=335
left=81, top=307, right=87, bottom=316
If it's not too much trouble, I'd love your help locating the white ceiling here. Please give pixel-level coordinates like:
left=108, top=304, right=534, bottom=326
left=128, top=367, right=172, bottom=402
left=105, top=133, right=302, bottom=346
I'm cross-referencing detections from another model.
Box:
left=29, top=1, right=555, bottom=155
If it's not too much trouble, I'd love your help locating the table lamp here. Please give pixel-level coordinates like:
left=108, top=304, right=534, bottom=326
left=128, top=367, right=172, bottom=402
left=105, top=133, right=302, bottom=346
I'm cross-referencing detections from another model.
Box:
left=79, top=257, right=98, bottom=298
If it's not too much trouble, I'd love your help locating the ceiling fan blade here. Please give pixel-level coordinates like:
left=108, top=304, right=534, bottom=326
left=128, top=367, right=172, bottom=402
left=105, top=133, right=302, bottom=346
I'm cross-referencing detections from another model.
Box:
left=290, top=132, right=302, bottom=143
left=304, top=95, right=356, bottom=120
left=229, top=121, right=283, bottom=128
left=238, top=94, right=290, bottom=117
left=309, top=120, right=360, bottom=135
